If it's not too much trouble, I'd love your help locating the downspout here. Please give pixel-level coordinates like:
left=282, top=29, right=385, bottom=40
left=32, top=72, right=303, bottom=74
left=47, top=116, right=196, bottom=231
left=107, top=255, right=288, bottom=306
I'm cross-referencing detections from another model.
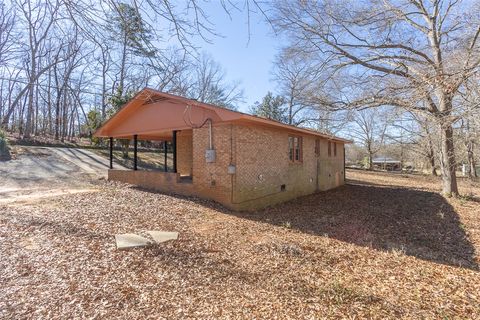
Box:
left=208, top=119, right=213, bottom=149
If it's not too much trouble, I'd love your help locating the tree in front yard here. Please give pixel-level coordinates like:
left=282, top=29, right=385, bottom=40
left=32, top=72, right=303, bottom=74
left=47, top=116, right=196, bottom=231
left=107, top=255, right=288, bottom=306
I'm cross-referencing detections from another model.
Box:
left=272, top=0, right=480, bottom=196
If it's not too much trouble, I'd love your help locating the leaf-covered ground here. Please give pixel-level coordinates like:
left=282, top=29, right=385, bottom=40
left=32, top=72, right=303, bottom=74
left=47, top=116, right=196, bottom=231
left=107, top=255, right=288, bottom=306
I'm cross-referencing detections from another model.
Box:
left=1, top=170, right=479, bottom=319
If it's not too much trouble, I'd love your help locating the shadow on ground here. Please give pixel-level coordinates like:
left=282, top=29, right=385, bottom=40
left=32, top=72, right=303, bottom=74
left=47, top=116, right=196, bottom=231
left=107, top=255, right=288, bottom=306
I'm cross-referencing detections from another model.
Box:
left=229, top=181, right=479, bottom=271
left=131, top=178, right=478, bottom=270
left=0, top=141, right=11, bottom=161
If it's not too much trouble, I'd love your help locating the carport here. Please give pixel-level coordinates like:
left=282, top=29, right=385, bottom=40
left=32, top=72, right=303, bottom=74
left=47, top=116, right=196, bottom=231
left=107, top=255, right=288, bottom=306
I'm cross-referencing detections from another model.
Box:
left=94, top=87, right=247, bottom=189
left=95, top=88, right=232, bottom=174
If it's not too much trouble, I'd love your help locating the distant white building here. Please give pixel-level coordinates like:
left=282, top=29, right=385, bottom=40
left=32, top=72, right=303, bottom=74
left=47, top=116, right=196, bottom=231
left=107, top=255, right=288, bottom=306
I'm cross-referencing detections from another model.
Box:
left=372, top=157, right=401, bottom=171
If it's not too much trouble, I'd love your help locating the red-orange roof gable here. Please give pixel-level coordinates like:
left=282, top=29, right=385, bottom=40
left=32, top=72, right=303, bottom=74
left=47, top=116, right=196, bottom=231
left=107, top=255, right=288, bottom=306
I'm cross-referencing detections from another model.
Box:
left=94, top=88, right=352, bottom=143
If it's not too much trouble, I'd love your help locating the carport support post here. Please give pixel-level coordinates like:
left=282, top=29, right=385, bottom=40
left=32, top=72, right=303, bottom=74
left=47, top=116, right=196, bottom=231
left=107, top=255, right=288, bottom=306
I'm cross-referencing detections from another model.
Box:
left=164, top=141, right=168, bottom=172
left=109, top=137, right=113, bottom=169
left=133, top=134, right=138, bottom=171
left=172, top=130, right=177, bottom=173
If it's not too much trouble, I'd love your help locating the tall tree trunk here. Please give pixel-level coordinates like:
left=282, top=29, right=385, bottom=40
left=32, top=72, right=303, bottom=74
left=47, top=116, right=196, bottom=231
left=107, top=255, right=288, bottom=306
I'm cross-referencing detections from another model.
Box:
left=2, top=85, right=29, bottom=128
left=427, top=143, right=437, bottom=176
left=288, top=94, right=294, bottom=125
left=54, top=66, right=61, bottom=140
left=467, top=140, right=477, bottom=179
left=24, top=42, right=37, bottom=138
left=122, top=139, right=129, bottom=158
left=119, top=33, right=128, bottom=95
left=439, top=124, right=459, bottom=196
left=61, top=91, right=68, bottom=141
left=368, top=150, right=373, bottom=171
left=55, top=101, right=60, bottom=140
left=34, top=80, right=39, bottom=135
left=0, top=79, right=4, bottom=121
left=47, top=70, right=52, bottom=135
left=23, top=79, right=35, bottom=138
left=19, top=93, right=28, bottom=135
left=429, top=154, right=437, bottom=176
left=101, top=58, right=107, bottom=120
left=1, top=63, right=57, bottom=128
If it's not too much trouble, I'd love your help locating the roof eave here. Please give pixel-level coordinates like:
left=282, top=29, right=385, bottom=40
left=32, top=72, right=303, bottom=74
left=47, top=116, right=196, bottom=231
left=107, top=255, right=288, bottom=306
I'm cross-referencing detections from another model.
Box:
left=93, top=87, right=352, bottom=143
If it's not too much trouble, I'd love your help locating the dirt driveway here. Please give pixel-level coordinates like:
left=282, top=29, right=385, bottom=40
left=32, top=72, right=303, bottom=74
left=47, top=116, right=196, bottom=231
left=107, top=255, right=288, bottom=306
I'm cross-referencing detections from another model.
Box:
left=0, top=146, right=123, bottom=204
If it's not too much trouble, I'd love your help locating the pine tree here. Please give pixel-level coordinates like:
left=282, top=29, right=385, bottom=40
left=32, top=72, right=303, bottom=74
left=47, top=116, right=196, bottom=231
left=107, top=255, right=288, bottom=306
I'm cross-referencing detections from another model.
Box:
left=250, top=92, right=287, bottom=123
left=108, top=2, right=155, bottom=96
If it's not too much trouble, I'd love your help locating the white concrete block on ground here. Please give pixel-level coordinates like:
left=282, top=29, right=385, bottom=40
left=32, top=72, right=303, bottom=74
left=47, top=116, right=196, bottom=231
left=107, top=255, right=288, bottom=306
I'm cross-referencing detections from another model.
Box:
left=115, top=233, right=151, bottom=249
left=147, top=231, right=178, bottom=243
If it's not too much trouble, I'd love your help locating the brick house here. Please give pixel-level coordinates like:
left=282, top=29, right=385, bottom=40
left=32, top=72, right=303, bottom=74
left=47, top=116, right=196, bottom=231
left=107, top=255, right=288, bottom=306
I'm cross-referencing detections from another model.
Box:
left=95, top=88, right=350, bottom=211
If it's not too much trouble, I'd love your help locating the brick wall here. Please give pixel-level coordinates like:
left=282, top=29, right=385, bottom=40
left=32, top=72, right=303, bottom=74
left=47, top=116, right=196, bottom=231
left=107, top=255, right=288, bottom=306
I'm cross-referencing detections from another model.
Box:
left=176, top=130, right=193, bottom=176
left=231, top=124, right=345, bottom=210
left=191, top=123, right=234, bottom=206
left=189, top=122, right=345, bottom=211
left=108, top=122, right=345, bottom=211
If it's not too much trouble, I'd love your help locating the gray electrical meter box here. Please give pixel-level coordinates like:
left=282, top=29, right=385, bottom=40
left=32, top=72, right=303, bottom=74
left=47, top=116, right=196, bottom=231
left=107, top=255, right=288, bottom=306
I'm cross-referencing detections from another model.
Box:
left=205, top=149, right=216, bottom=163
left=227, top=164, right=236, bottom=174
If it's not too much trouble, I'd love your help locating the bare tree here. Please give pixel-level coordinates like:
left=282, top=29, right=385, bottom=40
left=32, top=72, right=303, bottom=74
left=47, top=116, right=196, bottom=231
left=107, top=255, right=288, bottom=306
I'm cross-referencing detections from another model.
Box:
left=1, top=0, right=64, bottom=132
left=0, top=0, right=261, bottom=138
left=0, top=3, right=15, bottom=66
left=348, top=108, right=391, bottom=170
left=389, top=111, right=439, bottom=176
left=173, top=53, right=244, bottom=109
left=458, top=79, right=480, bottom=179
left=21, top=0, right=61, bottom=138
left=93, top=40, right=112, bottom=120
left=463, top=118, right=478, bottom=179
left=272, top=0, right=480, bottom=196
left=52, top=27, right=84, bottom=140
left=272, top=48, right=320, bottom=125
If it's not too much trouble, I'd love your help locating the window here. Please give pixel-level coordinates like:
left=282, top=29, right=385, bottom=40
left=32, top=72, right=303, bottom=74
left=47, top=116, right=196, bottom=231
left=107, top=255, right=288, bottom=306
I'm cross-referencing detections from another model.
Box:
left=288, top=136, right=303, bottom=162
left=294, top=137, right=301, bottom=161
left=315, top=139, right=320, bottom=156
left=289, top=136, right=294, bottom=160
left=328, top=141, right=331, bottom=157
left=334, top=142, right=337, bottom=157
